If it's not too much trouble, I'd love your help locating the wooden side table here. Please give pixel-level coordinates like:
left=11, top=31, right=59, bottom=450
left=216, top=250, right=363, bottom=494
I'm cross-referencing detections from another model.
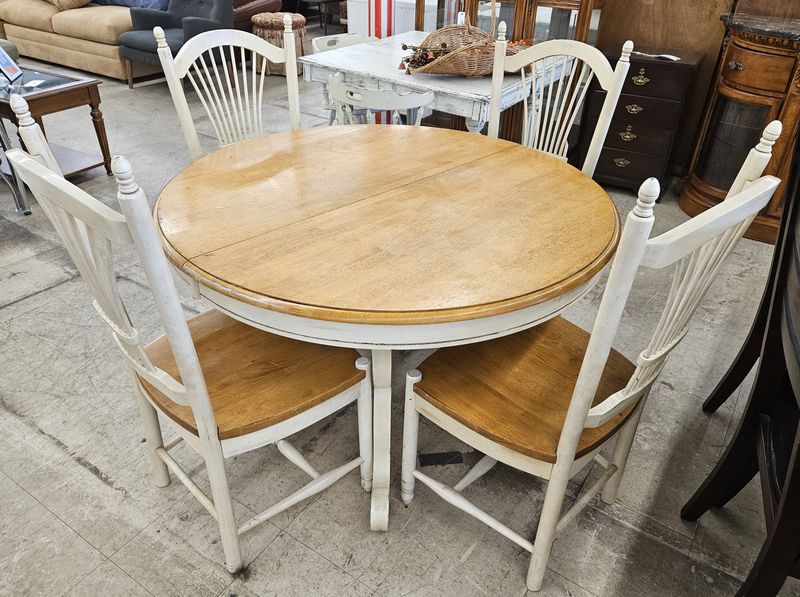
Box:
left=0, top=67, right=111, bottom=215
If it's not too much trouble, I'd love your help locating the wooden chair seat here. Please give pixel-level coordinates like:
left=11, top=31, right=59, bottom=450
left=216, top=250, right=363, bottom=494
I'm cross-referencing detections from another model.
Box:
left=415, top=316, right=637, bottom=463
left=140, top=310, right=365, bottom=439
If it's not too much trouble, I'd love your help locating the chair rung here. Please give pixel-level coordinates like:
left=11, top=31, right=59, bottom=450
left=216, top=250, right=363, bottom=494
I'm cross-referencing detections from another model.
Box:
left=164, top=435, right=184, bottom=451
left=155, top=447, right=217, bottom=521
left=453, top=455, right=497, bottom=492
left=413, top=470, right=534, bottom=553
left=276, top=439, right=320, bottom=479
left=555, top=463, right=618, bottom=535
left=238, top=457, right=362, bottom=536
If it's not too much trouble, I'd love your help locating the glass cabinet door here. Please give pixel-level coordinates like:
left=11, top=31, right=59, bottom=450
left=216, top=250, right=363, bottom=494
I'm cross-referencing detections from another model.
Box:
left=532, top=1, right=601, bottom=45
left=695, top=89, right=774, bottom=191
left=475, top=0, right=516, bottom=34
left=417, top=0, right=601, bottom=42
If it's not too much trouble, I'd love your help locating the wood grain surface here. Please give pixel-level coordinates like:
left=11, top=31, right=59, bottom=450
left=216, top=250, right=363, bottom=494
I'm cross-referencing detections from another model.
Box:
left=415, top=316, right=637, bottom=462
left=141, top=310, right=364, bottom=439
left=156, top=126, right=619, bottom=324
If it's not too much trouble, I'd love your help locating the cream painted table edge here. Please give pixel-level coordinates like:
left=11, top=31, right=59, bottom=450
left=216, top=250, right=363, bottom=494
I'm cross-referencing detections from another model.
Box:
left=299, top=31, right=529, bottom=133
left=156, top=128, right=619, bottom=532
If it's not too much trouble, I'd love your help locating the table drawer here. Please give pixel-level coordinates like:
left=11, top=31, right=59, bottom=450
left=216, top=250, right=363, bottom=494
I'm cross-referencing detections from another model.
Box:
left=604, top=121, right=673, bottom=156
left=722, top=42, right=795, bottom=94
left=622, top=61, right=691, bottom=100
left=595, top=147, right=666, bottom=181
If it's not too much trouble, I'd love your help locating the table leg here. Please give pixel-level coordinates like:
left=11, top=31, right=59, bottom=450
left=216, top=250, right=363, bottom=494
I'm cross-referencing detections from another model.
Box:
left=370, top=348, right=392, bottom=531
left=88, top=87, right=112, bottom=175
left=0, top=118, right=30, bottom=214
left=465, top=118, right=485, bottom=134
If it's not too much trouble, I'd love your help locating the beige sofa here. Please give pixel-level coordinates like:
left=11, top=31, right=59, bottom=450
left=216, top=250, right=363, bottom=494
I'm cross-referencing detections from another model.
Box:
left=0, top=0, right=160, bottom=81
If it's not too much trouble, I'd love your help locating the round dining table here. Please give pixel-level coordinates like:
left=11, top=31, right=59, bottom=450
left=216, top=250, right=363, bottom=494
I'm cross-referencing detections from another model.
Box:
left=155, top=125, right=620, bottom=531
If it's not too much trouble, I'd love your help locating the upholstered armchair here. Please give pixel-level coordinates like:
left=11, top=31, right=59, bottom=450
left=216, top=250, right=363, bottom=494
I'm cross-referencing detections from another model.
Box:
left=118, top=0, right=233, bottom=88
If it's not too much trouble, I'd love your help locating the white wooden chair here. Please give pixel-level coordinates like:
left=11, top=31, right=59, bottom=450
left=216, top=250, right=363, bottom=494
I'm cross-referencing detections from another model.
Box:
left=155, top=21, right=301, bottom=162
left=488, top=22, right=633, bottom=177
left=400, top=126, right=782, bottom=591
left=311, top=32, right=376, bottom=125
left=9, top=94, right=62, bottom=176
left=6, top=148, right=373, bottom=574
left=327, top=72, right=434, bottom=126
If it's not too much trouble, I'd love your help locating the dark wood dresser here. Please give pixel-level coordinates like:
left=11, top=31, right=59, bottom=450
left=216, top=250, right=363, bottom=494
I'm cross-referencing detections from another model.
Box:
left=577, top=50, right=704, bottom=198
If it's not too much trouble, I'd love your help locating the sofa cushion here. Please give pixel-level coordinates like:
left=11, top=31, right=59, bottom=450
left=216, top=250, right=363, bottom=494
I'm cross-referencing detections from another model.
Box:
left=47, top=0, right=91, bottom=11
left=0, top=0, right=60, bottom=32
left=51, top=4, right=132, bottom=45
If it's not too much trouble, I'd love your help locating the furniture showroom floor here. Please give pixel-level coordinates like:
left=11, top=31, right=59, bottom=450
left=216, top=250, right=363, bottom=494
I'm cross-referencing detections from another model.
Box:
left=0, top=56, right=798, bottom=597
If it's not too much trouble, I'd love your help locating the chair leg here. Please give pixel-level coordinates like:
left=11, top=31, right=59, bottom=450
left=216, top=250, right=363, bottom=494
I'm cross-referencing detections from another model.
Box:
left=601, top=397, right=647, bottom=504
left=133, top=377, right=170, bottom=487
left=401, top=370, right=422, bottom=505
left=527, top=462, right=573, bottom=591
left=356, top=357, right=373, bottom=492
left=203, top=443, right=243, bottom=573
left=125, top=59, right=134, bottom=89
left=736, top=425, right=800, bottom=596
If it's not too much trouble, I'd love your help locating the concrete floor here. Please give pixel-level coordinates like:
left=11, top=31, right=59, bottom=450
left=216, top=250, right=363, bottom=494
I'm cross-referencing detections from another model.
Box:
left=0, top=43, right=797, bottom=597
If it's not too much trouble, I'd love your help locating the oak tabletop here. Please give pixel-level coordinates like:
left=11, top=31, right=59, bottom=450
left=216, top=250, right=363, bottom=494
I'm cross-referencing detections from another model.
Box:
left=156, top=126, right=620, bottom=325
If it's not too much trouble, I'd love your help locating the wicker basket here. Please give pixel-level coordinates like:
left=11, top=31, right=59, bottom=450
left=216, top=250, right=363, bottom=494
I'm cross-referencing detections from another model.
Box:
left=407, top=23, right=494, bottom=76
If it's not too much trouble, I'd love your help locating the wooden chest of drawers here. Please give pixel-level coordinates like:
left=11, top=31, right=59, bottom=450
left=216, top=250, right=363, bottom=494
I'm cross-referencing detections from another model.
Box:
left=577, top=51, right=704, bottom=198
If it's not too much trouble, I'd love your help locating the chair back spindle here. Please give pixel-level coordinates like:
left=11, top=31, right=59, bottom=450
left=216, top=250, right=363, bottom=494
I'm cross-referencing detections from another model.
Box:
left=156, top=22, right=301, bottom=162
left=489, top=24, right=632, bottom=177
left=580, top=169, right=781, bottom=430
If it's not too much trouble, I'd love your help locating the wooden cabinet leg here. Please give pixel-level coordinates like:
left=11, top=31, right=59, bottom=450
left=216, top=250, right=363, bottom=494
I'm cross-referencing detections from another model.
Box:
left=88, top=87, right=112, bottom=175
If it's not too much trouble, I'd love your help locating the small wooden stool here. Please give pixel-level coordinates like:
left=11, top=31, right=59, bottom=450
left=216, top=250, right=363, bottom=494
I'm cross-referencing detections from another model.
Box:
left=251, top=12, right=307, bottom=76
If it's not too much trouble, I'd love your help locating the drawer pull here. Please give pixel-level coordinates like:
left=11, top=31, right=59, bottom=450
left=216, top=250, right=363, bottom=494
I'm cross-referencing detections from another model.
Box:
left=727, top=60, right=746, bottom=72
left=625, top=104, right=643, bottom=114
left=632, top=68, right=650, bottom=86
left=614, top=157, right=631, bottom=168
left=619, top=126, right=637, bottom=142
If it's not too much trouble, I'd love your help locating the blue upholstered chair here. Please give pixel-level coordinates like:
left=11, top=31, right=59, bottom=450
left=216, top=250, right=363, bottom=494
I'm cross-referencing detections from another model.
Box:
left=118, top=0, right=233, bottom=88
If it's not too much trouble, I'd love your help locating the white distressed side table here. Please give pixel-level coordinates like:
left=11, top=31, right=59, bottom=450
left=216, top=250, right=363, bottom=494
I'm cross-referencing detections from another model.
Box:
left=299, top=31, right=529, bottom=133
left=155, top=125, right=620, bottom=530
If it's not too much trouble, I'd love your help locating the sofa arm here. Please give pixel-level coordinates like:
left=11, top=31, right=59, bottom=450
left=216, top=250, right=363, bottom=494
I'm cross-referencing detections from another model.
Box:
left=182, top=16, right=222, bottom=40
left=130, top=8, right=181, bottom=30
